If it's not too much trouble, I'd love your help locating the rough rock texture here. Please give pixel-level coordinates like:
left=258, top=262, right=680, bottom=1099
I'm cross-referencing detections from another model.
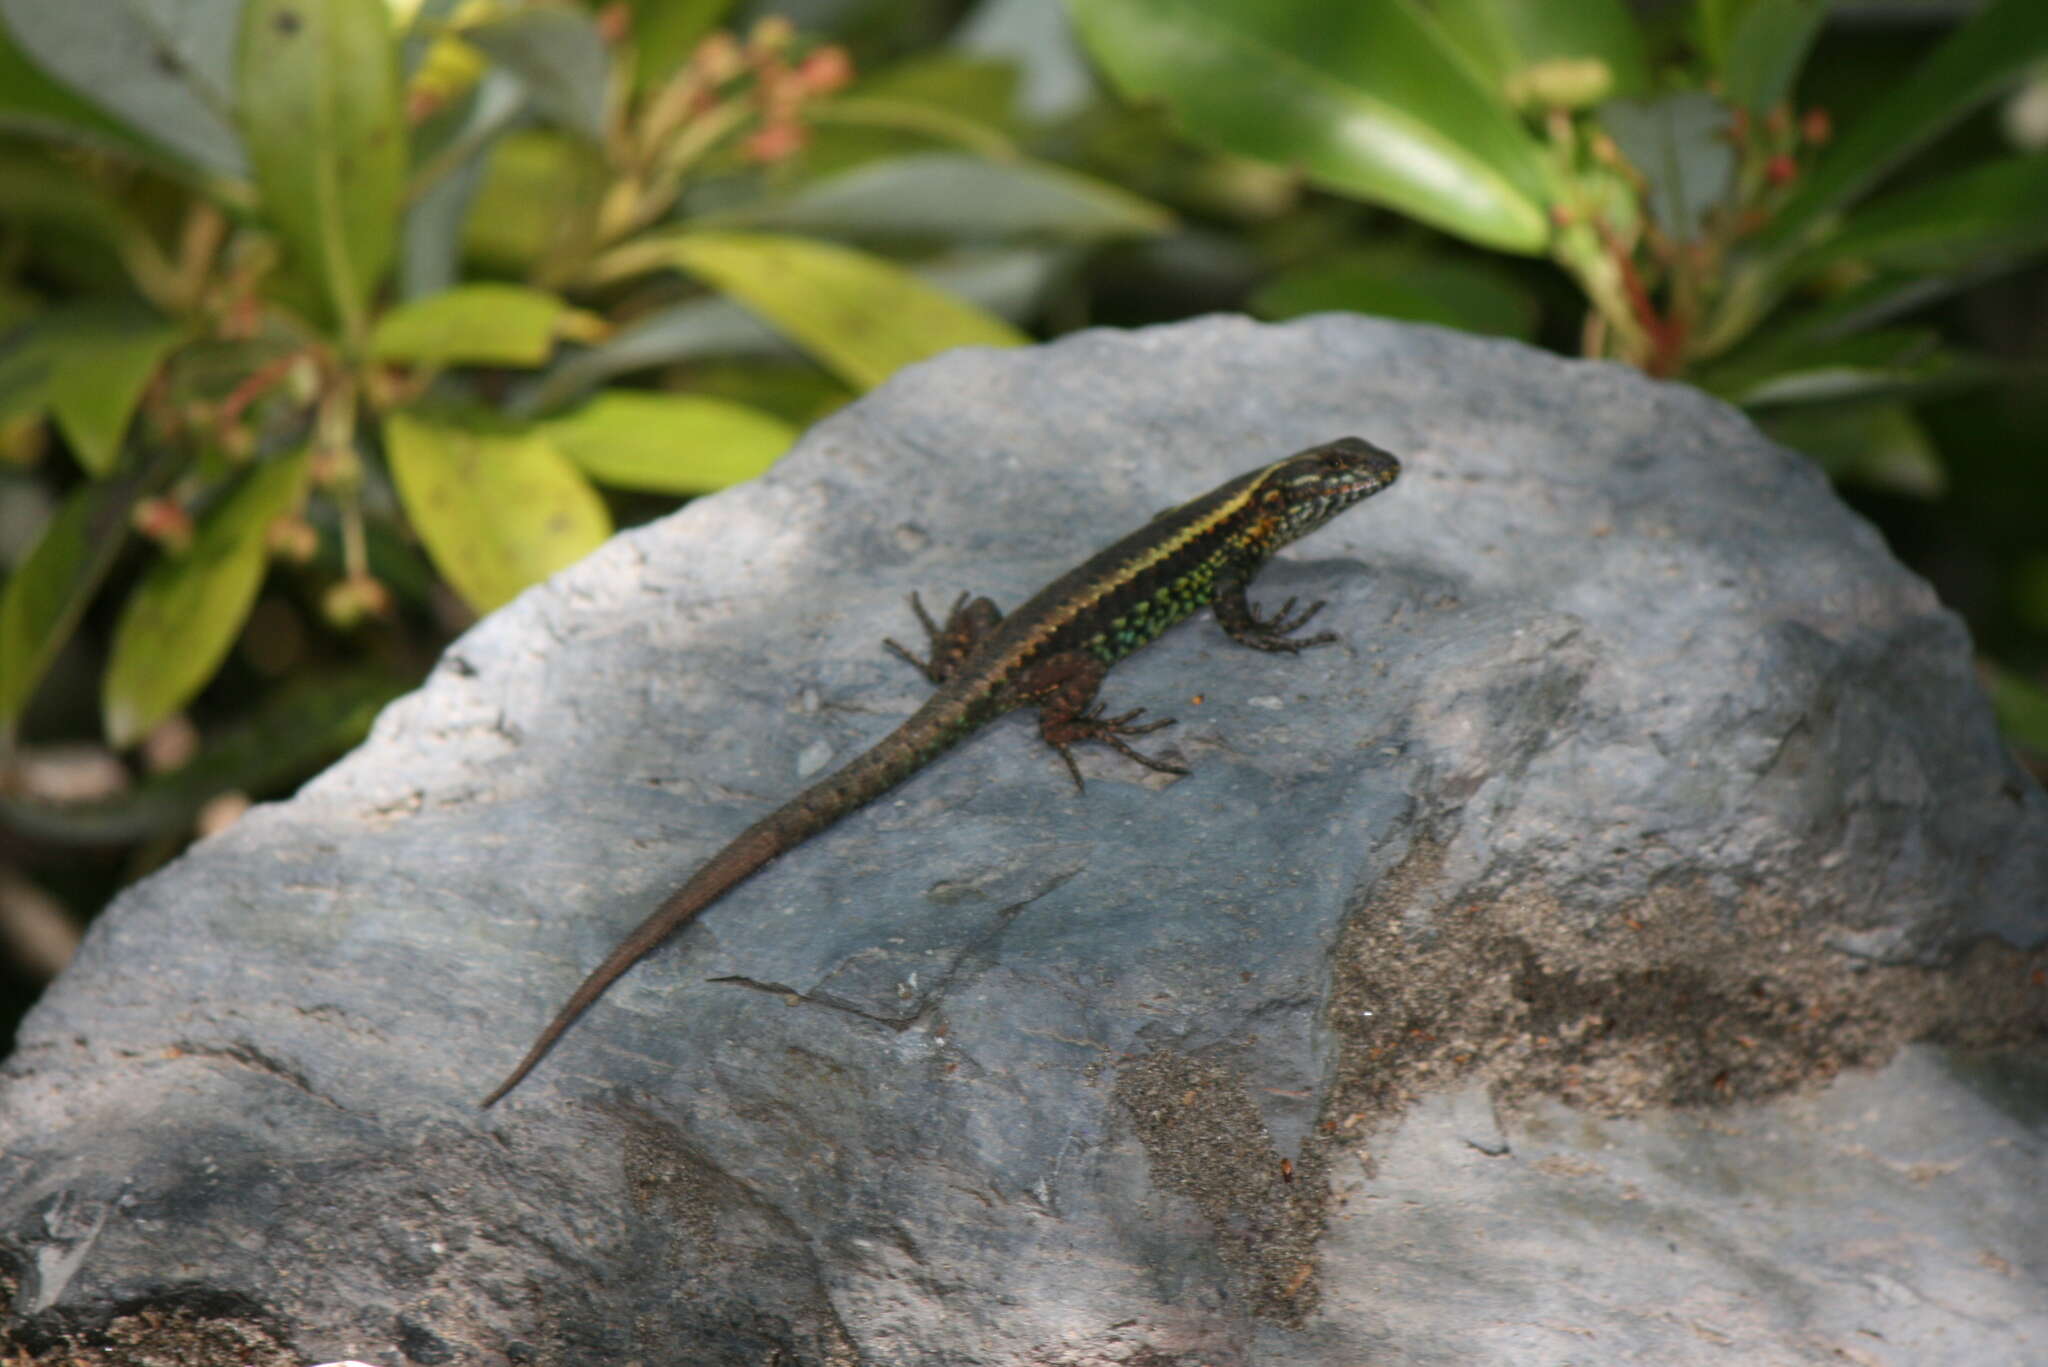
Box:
left=1, top=316, right=2042, bottom=1366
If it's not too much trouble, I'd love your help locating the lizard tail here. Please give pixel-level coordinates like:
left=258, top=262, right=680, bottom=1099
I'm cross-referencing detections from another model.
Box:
left=477, top=826, right=782, bottom=1107
left=479, top=696, right=978, bottom=1107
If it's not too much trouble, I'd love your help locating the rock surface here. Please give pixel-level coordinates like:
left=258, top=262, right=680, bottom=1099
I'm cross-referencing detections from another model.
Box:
left=1, top=315, right=2042, bottom=1365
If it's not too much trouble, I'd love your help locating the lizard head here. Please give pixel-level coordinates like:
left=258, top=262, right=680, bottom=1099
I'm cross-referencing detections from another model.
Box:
left=1256, top=436, right=1402, bottom=544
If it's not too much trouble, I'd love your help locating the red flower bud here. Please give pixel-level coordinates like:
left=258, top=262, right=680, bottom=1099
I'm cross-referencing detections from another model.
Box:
left=741, top=121, right=807, bottom=163
left=798, top=46, right=853, bottom=96
left=134, top=498, right=195, bottom=552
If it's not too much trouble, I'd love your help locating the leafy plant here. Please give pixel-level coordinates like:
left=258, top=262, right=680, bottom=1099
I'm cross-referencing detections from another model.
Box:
left=0, top=0, right=1170, bottom=792
left=1073, top=0, right=2048, bottom=482
left=1, top=0, right=2041, bottom=890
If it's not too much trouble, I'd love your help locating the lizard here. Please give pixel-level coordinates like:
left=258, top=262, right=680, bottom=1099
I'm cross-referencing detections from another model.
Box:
left=480, top=436, right=1402, bottom=1106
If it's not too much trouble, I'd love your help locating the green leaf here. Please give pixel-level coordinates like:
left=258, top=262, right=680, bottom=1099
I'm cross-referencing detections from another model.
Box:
left=0, top=147, right=149, bottom=260
left=383, top=411, right=612, bottom=614
left=0, top=666, right=405, bottom=844
left=1758, top=0, right=2048, bottom=254
left=371, top=283, right=575, bottom=368
left=855, top=54, right=1023, bottom=132
left=1787, top=156, right=2048, bottom=279
left=1700, top=328, right=1982, bottom=408
left=618, top=232, right=1027, bottom=391
left=1720, top=0, right=1825, bottom=116
left=540, top=391, right=795, bottom=495
left=1758, top=400, right=1945, bottom=498
left=102, top=449, right=309, bottom=747
left=0, top=466, right=164, bottom=730
left=236, top=0, right=405, bottom=344
left=0, top=299, right=181, bottom=476
left=707, top=152, right=1174, bottom=243
left=1598, top=92, right=1736, bottom=237
left=763, top=56, right=1024, bottom=181
left=807, top=97, right=1021, bottom=163
left=47, top=301, right=181, bottom=476
left=1430, top=0, right=1650, bottom=106
left=623, top=0, right=731, bottom=92
left=1250, top=247, right=1538, bottom=340
left=1691, top=0, right=1750, bottom=70
left=1766, top=273, right=1990, bottom=351
left=1068, top=0, right=1552, bottom=253
left=0, top=15, right=161, bottom=161
left=461, top=7, right=610, bottom=143
left=0, top=0, right=246, bottom=176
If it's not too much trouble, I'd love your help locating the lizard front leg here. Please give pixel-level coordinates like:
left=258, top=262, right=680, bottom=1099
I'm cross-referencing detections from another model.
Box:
left=883, top=590, right=1003, bottom=684
left=1213, top=579, right=1338, bottom=653
left=1014, top=651, right=1187, bottom=792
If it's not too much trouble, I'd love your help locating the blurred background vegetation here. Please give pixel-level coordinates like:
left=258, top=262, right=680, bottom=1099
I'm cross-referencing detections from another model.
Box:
left=1, top=0, right=2044, bottom=1055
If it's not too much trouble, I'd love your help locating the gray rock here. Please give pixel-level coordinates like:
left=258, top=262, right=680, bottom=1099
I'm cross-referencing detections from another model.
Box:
left=1, top=316, right=2041, bottom=1365
left=1303, top=1045, right=2048, bottom=1366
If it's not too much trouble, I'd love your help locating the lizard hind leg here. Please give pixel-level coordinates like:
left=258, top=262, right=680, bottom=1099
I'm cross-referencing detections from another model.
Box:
left=1023, top=651, right=1189, bottom=792
left=883, top=590, right=1004, bottom=684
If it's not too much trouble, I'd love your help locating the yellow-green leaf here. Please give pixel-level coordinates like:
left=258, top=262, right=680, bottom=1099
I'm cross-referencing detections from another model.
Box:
left=540, top=391, right=796, bottom=494
left=237, top=0, right=405, bottom=343
left=371, top=284, right=576, bottom=368
left=102, top=450, right=310, bottom=747
left=463, top=131, right=607, bottom=273
left=384, top=411, right=612, bottom=614
left=616, top=232, right=1026, bottom=391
